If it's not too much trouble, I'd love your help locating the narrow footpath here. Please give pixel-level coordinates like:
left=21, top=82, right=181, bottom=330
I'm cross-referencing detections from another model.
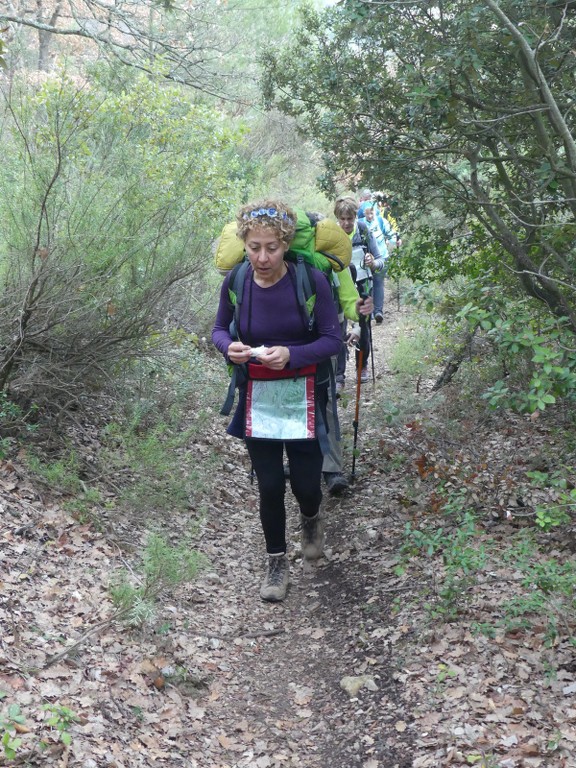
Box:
left=2, top=286, right=573, bottom=767
left=178, top=297, right=416, bottom=767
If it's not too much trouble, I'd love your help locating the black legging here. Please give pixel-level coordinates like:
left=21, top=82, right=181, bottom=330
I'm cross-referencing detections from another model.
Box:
left=245, top=437, right=323, bottom=555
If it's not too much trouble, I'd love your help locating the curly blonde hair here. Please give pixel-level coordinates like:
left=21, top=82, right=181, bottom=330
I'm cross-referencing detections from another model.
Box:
left=236, top=200, right=296, bottom=244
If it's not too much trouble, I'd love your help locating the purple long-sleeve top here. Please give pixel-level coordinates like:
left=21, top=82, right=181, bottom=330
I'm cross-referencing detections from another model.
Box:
left=212, top=263, right=342, bottom=439
left=212, top=263, right=342, bottom=366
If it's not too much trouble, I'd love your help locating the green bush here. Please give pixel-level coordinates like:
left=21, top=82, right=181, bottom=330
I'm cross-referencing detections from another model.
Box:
left=456, top=295, right=576, bottom=413
left=25, top=448, right=87, bottom=494
left=109, top=532, right=205, bottom=626
left=98, top=344, right=226, bottom=518
left=400, top=509, right=485, bottom=619
left=388, top=314, right=440, bottom=384
left=0, top=71, right=245, bottom=405
left=0, top=695, right=79, bottom=761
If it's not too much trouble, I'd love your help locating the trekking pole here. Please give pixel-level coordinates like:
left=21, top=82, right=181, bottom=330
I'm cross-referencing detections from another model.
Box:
left=368, top=314, right=375, bottom=384
left=361, top=286, right=376, bottom=385
left=394, top=246, right=401, bottom=311
left=351, top=316, right=366, bottom=484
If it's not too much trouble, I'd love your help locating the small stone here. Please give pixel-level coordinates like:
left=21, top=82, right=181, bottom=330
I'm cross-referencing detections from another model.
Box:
left=340, top=675, right=379, bottom=697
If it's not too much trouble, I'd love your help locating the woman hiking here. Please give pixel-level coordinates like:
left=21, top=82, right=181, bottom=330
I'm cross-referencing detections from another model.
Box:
left=212, top=200, right=341, bottom=603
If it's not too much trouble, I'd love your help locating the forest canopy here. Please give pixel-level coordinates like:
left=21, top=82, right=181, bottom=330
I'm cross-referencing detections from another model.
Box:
left=261, top=0, right=576, bottom=412
left=262, top=0, right=576, bottom=328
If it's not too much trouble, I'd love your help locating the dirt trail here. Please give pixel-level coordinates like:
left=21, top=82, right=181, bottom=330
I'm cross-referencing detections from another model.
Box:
left=0, top=293, right=415, bottom=768
left=3, top=283, right=572, bottom=767
left=180, top=296, right=416, bottom=768
left=173, top=287, right=576, bottom=768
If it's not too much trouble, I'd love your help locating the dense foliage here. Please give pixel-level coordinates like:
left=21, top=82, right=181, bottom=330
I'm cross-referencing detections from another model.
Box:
left=263, top=1, right=576, bottom=323
left=262, top=0, right=576, bottom=410
left=0, top=0, right=310, bottom=97
left=0, top=1, right=332, bottom=420
left=0, top=71, right=245, bottom=404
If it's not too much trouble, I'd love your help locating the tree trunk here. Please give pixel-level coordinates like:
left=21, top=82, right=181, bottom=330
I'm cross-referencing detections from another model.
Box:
left=36, top=0, right=62, bottom=71
left=432, top=326, right=478, bottom=392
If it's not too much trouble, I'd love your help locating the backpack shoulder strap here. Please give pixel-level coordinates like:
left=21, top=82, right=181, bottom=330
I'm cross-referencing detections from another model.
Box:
left=286, top=255, right=317, bottom=332
left=228, top=259, right=249, bottom=307
left=227, top=259, right=250, bottom=339
left=220, top=261, right=250, bottom=416
left=297, top=255, right=316, bottom=329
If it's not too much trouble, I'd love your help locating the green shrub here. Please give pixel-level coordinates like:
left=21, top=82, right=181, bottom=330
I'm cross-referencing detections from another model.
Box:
left=0, top=72, right=245, bottom=405
left=109, top=533, right=205, bottom=626
left=25, top=449, right=84, bottom=494
left=456, top=299, right=576, bottom=413
left=0, top=694, right=79, bottom=760
left=400, top=509, right=485, bottom=619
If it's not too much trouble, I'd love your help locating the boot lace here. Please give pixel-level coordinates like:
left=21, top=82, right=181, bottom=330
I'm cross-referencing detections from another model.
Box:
left=267, top=556, right=286, bottom=585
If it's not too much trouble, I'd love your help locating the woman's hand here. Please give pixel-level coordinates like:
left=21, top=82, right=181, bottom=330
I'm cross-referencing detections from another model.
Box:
left=346, top=325, right=361, bottom=348
left=227, top=341, right=252, bottom=364
left=356, top=295, right=373, bottom=316
left=364, top=253, right=376, bottom=271
left=258, top=346, right=290, bottom=370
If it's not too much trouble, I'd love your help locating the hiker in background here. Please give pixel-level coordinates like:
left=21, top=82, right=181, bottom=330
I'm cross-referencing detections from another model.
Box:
left=212, top=200, right=341, bottom=603
left=359, top=190, right=400, bottom=251
left=357, top=188, right=372, bottom=215
left=321, top=262, right=372, bottom=496
left=374, top=192, right=401, bottom=250
left=334, top=195, right=383, bottom=383
left=357, top=190, right=373, bottom=222
left=363, top=202, right=389, bottom=325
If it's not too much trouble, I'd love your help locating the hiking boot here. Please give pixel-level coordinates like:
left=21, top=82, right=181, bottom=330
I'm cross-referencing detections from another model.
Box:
left=323, top=471, right=349, bottom=496
left=300, top=513, right=325, bottom=560
left=360, top=367, right=369, bottom=383
left=375, top=311, right=384, bottom=325
left=260, top=554, right=289, bottom=602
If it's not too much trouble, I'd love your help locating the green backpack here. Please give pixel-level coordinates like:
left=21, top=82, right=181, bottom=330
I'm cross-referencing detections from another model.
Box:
left=214, top=210, right=351, bottom=275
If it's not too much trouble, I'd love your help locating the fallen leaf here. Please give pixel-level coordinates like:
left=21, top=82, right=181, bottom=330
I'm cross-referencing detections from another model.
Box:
left=520, top=743, right=541, bottom=756
left=218, top=733, right=234, bottom=749
left=13, top=723, right=32, bottom=734
left=445, top=686, right=467, bottom=699
left=292, top=686, right=313, bottom=706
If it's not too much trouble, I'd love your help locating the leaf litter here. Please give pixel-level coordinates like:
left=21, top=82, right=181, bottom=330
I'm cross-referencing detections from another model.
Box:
left=1, top=294, right=576, bottom=767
